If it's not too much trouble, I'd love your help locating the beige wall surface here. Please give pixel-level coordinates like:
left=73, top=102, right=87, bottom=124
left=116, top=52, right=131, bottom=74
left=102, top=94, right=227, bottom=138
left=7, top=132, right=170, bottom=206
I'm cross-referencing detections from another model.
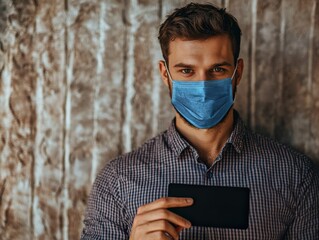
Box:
left=0, top=0, right=318, bottom=239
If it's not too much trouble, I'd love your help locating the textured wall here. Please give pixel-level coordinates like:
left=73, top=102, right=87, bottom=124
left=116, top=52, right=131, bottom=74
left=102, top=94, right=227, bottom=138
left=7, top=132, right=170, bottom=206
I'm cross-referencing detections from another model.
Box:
left=0, top=0, right=318, bottom=239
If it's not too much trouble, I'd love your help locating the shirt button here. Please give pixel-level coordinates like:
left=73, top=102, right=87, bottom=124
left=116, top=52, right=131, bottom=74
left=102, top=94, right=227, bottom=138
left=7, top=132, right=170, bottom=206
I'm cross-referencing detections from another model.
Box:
left=206, top=171, right=213, bottom=179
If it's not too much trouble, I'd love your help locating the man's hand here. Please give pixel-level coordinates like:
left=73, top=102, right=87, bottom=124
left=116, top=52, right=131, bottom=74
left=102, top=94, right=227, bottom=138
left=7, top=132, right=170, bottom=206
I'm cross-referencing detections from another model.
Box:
left=129, top=197, right=193, bottom=240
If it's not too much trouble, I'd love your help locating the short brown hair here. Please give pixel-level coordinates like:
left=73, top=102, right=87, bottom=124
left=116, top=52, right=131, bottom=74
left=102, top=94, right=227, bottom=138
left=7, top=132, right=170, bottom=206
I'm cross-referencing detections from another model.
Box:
left=158, top=3, right=241, bottom=64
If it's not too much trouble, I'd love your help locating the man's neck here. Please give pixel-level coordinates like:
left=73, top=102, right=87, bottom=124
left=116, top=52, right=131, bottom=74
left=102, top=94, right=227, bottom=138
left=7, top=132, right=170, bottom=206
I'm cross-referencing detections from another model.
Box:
left=175, top=109, right=234, bottom=167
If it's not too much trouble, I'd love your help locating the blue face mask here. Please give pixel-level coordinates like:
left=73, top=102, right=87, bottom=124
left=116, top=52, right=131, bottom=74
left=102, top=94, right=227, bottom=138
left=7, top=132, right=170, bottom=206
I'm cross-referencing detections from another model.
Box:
left=165, top=62, right=237, bottom=129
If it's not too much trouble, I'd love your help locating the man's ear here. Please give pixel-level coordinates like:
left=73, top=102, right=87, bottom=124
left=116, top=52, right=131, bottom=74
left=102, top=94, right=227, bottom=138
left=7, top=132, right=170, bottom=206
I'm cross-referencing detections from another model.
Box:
left=158, top=60, right=170, bottom=87
left=235, top=58, right=244, bottom=86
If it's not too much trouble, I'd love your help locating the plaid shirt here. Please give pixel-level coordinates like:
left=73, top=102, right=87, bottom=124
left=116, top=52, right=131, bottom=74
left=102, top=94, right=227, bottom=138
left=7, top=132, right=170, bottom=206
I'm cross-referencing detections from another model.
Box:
left=81, top=111, right=319, bottom=239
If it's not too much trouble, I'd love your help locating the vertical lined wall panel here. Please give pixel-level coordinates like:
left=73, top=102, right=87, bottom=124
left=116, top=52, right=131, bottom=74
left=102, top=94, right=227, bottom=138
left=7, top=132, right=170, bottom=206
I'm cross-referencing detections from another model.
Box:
left=32, top=1, right=66, bottom=239
left=0, top=1, right=36, bottom=239
left=65, top=1, right=98, bottom=239
left=278, top=0, right=313, bottom=150
left=0, top=0, right=318, bottom=239
left=94, top=0, right=125, bottom=181
left=226, top=0, right=253, bottom=125
left=130, top=0, right=161, bottom=150
left=254, top=0, right=281, bottom=137
left=309, top=0, right=319, bottom=161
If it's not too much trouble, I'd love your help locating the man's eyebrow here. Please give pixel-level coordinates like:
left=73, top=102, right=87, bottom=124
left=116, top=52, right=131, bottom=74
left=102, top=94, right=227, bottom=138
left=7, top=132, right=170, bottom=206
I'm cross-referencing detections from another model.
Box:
left=173, top=61, right=233, bottom=68
left=211, top=61, right=233, bottom=67
left=173, top=63, right=195, bottom=68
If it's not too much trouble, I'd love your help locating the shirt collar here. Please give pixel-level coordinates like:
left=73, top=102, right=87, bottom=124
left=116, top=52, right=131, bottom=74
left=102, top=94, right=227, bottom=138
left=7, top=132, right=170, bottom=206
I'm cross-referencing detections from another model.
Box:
left=167, top=119, right=190, bottom=156
left=167, top=110, right=246, bottom=156
left=226, top=110, right=246, bottom=153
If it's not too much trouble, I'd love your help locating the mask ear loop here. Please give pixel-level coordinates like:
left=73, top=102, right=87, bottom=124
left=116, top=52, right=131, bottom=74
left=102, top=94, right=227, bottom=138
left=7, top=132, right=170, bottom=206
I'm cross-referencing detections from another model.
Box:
left=164, top=61, right=174, bottom=81
left=231, top=60, right=239, bottom=81
left=232, top=60, right=239, bottom=100
left=164, top=61, right=174, bottom=97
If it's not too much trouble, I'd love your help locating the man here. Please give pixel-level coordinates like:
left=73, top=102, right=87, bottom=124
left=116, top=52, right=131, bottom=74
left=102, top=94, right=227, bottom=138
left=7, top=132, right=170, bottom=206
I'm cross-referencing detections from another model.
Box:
left=81, top=3, right=319, bottom=239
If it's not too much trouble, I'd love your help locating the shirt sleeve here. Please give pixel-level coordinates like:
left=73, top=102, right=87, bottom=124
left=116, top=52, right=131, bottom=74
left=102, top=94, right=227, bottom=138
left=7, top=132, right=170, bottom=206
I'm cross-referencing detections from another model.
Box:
left=81, top=161, right=129, bottom=240
left=284, top=160, right=319, bottom=239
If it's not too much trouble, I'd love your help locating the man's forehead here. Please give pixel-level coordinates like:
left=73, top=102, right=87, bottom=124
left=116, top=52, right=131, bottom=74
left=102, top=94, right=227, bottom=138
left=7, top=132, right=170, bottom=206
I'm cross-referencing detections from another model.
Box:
left=168, top=35, right=232, bottom=47
left=167, top=35, right=234, bottom=65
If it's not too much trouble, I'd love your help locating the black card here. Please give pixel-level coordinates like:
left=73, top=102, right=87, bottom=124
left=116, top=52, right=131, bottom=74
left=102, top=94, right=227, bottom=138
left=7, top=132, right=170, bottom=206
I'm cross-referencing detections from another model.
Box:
left=168, top=183, right=250, bottom=229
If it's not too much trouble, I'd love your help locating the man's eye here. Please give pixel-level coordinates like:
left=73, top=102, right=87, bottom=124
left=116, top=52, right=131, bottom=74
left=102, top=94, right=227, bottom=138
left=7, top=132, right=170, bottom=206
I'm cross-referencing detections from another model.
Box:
left=211, top=67, right=225, bottom=72
left=181, top=69, right=193, bottom=74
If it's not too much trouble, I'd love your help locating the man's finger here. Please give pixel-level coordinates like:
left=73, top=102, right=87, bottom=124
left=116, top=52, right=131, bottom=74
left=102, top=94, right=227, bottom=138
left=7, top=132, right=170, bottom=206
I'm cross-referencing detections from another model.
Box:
left=134, top=208, right=192, bottom=229
left=141, top=220, right=179, bottom=240
left=137, top=197, right=193, bottom=214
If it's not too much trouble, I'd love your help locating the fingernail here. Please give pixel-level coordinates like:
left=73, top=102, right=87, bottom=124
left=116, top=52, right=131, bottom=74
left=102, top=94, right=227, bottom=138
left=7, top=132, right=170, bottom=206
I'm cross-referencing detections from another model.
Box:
left=186, top=198, right=193, bottom=204
left=186, top=221, right=192, bottom=228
